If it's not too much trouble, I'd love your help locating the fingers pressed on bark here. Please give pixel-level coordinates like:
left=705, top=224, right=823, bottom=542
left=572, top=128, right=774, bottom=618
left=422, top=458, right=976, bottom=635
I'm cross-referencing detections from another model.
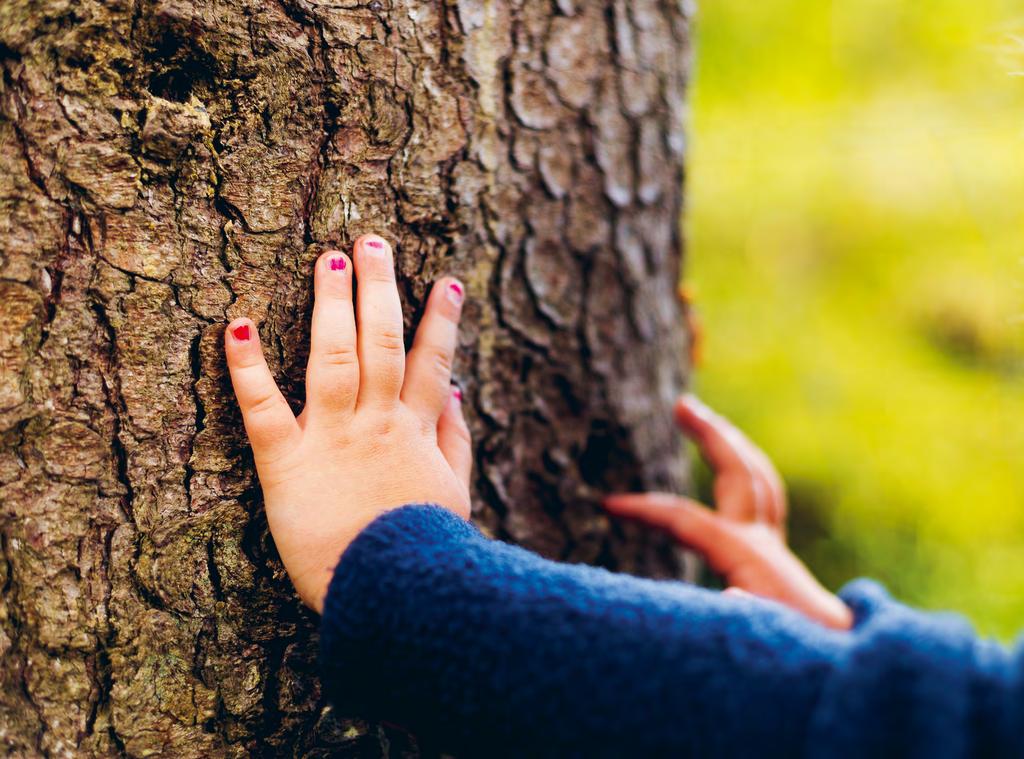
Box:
left=306, top=250, right=359, bottom=419
left=353, top=234, right=406, bottom=408
left=603, top=492, right=736, bottom=570
left=225, top=318, right=301, bottom=464
left=437, top=387, right=473, bottom=489
left=402, top=277, right=464, bottom=421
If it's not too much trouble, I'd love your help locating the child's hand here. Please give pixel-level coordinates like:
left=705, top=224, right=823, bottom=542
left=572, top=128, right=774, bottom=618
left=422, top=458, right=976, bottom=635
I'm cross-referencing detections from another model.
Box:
left=604, top=395, right=852, bottom=630
left=225, top=235, right=472, bottom=613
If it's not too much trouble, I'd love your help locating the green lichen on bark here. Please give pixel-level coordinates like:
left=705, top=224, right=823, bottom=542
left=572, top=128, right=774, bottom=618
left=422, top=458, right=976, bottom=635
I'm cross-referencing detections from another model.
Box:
left=0, top=0, right=693, bottom=755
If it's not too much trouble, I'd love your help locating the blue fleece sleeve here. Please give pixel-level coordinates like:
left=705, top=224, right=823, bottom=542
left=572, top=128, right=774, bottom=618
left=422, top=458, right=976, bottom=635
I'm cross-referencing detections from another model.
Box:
left=319, top=505, right=1024, bottom=758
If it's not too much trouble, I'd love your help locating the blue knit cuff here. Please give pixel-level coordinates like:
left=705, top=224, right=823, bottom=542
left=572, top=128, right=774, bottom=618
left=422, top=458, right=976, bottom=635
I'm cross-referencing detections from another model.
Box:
left=837, top=578, right=898, bottom=627
left=318, top=504, right=477, bottom=710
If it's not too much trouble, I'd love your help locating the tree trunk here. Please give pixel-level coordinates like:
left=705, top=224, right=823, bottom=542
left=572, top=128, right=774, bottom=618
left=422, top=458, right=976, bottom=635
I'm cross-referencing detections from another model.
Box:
left=0, top=0, right=693, bottom=755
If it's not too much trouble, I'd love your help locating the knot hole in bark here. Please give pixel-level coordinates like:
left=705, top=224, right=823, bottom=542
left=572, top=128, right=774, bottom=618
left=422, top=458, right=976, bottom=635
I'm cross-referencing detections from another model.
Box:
left=145, top=30, right=216, bottom=103
left=580, top=421, right=642, bottom=491
left=0, top=41, right=22, bottom=63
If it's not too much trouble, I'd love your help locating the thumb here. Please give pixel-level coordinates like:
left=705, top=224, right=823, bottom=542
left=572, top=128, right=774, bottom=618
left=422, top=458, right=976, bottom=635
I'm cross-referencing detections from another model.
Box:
left=723, top=586, right=753, bottom=598
left=602, top=493, right=738, bottom=570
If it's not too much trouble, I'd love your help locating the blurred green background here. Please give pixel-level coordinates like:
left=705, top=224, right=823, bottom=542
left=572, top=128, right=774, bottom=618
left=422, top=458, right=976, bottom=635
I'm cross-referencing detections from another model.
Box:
left=687, top=0, right=1024, bottom=637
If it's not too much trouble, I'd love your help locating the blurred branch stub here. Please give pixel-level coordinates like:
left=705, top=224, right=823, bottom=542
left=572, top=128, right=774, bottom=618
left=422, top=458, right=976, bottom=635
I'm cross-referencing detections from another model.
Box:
left=0, top=0, right=693, bottom=755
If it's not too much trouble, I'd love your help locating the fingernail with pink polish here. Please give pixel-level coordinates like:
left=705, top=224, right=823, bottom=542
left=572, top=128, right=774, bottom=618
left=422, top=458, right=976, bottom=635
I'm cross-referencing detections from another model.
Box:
left=232, top=325, right=251, bottom=341
left=452, top=386, right=463, bottom=402
left=365, top=239, right=386, bottom=250
left=329, top=255, right=346, bottom=271
left=447, top=281, right=464, bottom=306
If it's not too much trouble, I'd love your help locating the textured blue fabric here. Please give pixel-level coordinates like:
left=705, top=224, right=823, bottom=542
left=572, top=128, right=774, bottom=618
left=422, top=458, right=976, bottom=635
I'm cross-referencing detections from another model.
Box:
left=319, top=505, right=1024, bottom=757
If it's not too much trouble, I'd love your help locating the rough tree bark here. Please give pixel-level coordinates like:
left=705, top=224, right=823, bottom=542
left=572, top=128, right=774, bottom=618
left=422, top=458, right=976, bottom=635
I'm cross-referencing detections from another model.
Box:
left=0, top=0, right=693, bottom=755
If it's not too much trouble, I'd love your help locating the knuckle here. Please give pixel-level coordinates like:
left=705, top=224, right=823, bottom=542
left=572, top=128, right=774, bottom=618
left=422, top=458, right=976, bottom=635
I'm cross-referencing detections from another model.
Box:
left=371, top=328, right=406, bottom=355
left=428, top=347, right=453, bottom=377
left=358, top=412, right=399, bottom=441
left=247, top=391, right=284, bottom=419
left=361, top=420, right=401, bottom=457
left=318, top=342, right=359, bottom=368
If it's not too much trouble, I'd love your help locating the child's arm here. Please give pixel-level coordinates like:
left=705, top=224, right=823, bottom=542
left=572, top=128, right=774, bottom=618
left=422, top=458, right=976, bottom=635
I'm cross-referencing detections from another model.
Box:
left=605, top=395, right=854, bottom=630
left=321, top=504, right=1023, bottom=757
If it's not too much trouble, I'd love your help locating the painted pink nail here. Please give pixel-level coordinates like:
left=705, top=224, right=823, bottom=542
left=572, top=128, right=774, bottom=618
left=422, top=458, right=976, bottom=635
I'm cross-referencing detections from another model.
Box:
left=448, top=281, right=464, bottom=306
left=365, top=239, right=385, bottom=249
left=232, top=325, right=251, bottom=341
left=329, top=255, right=346, bottom=271
left=452, top=386, right=463, bottom=402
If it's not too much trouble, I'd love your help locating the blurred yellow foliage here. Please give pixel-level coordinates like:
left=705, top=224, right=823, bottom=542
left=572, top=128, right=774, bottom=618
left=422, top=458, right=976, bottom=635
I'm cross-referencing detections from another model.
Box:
left=688, top=0, right=1024, bottom=636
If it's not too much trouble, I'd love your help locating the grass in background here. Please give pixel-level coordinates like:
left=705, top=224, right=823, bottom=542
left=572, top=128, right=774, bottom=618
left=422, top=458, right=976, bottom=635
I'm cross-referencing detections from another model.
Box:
left=687, top=0, right=1024, bottom=636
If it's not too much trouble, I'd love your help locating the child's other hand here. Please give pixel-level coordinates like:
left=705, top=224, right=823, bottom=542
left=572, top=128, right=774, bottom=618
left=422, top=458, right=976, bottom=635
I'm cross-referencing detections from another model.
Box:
left=225, top=235, right=472, bottom=613
left=604, top=395, right=852, bottom=630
